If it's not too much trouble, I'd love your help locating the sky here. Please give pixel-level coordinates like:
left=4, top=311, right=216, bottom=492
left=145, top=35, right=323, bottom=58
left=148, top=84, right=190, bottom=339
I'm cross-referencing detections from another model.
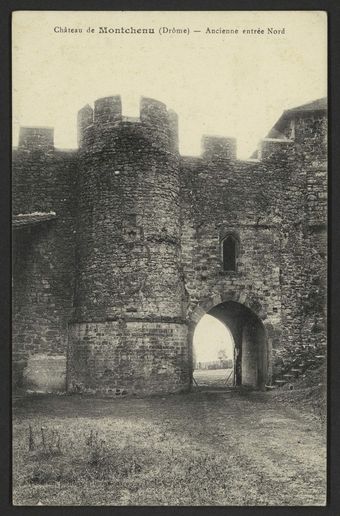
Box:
left=12, top=11, right=327, bottom=159
left=193, top=315, right=234, bottom=363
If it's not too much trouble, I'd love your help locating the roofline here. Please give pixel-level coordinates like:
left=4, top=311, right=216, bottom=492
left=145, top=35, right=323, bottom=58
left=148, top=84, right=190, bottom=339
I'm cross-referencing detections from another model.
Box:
left=271, top=101, right=327, bottom=135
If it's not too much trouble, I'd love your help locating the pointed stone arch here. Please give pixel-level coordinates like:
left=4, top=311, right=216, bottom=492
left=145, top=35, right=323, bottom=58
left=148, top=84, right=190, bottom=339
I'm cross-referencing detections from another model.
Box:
left=188, top=289, right=268, bottom=327
left=188, top=288, right=272, bottom=390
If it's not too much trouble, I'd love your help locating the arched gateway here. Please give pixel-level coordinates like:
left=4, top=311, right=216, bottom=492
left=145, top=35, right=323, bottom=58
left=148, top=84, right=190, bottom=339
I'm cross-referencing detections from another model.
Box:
left=188, top=293, right=271, bottom=390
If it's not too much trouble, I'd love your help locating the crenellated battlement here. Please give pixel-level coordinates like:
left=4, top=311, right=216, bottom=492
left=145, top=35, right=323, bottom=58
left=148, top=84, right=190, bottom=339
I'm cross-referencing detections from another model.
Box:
left=201, top=136, right=237, bottom=161
left=258, top=138, right=293, bottom=160
left=77, top=104, right=94, bottom=147
left=94, top=96, right=122, bottom=124
left=16, top=96, right=326, bottom=163
left=18, top=127, right=54, bottom=152
left=77, top=96, right=179, bottom=153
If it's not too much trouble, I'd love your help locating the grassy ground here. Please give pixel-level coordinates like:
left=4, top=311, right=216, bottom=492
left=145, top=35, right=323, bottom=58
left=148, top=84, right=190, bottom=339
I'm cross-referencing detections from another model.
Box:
left=193, top=368, right=234, bottom=388
left=12, top=386, right=326, bottom=506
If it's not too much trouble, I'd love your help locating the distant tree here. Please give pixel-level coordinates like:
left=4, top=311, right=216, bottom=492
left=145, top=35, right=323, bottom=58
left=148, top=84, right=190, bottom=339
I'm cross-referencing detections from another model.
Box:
left=217, top=349, right=227, bottom=366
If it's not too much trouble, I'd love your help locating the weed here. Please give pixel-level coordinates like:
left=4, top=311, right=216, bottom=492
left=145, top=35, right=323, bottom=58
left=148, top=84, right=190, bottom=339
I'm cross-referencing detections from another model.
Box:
left=85, top=429, right=107, bottom=467
left=28, top=424, right=62, bottom=458
left=84, top=430, right=145, bottom=480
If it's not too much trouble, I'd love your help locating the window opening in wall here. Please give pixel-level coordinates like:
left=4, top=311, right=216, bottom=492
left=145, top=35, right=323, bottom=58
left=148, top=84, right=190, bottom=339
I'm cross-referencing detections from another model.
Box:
left=222, top=235, right=238, bottom=271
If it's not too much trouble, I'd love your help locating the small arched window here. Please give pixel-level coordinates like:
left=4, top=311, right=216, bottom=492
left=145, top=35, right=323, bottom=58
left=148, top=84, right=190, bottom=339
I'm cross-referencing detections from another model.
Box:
left=222, top=235, right=238, bottom=272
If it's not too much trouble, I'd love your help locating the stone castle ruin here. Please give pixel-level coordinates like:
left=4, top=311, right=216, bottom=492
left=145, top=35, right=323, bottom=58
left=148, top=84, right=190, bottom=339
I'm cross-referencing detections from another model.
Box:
left=12, top=96, right=327, bottom=395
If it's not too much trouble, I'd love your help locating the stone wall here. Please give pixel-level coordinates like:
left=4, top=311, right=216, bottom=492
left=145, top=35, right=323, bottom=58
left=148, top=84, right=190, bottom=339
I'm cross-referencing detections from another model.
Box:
left=68, top=321, right=189, bottom=395
left=179, top=147, right=283, bottom=368
left=12, top=133, right=77, bottom=392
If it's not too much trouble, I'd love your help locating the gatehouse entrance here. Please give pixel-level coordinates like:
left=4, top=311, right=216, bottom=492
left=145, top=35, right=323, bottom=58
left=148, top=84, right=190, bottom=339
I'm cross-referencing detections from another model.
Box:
left=193, top=314, right=235, bottom=389
left=191, top=300, right=268, bottom=391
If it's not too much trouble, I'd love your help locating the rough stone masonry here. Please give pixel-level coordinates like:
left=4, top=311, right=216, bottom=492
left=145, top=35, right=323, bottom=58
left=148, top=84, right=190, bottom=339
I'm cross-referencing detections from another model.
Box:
left=12, top=96, right=327, bottom=395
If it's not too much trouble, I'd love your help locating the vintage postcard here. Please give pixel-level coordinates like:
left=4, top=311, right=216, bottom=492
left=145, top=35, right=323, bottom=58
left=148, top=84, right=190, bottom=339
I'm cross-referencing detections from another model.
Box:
left=12, top=10, right=327, bottom=506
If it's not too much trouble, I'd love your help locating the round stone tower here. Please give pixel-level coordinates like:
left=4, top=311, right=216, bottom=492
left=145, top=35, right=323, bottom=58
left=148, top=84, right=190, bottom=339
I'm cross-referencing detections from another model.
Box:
left=68, top=96, right=189, bottom=395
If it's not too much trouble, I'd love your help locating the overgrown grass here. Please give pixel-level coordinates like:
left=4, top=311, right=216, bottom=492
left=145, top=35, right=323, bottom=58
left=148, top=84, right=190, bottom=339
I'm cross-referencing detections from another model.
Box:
left=12, top=393, right=327, bottom=506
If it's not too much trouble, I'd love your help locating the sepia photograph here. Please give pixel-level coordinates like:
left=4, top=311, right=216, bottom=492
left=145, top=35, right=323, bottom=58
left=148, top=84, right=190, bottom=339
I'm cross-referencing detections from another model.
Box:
left=12, top=10, right=327, bottom=506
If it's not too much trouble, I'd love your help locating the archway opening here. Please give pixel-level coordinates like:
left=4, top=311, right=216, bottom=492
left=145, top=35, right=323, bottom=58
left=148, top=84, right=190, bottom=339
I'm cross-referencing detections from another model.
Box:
left=191, top=300, right=268, bottom=390
left=193, top=314, right=235, bottom=388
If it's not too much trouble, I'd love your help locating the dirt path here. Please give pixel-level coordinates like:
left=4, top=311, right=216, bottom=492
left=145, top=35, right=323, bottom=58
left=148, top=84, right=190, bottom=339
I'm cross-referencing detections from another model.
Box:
left=12, top=390, right=326, bottom=506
